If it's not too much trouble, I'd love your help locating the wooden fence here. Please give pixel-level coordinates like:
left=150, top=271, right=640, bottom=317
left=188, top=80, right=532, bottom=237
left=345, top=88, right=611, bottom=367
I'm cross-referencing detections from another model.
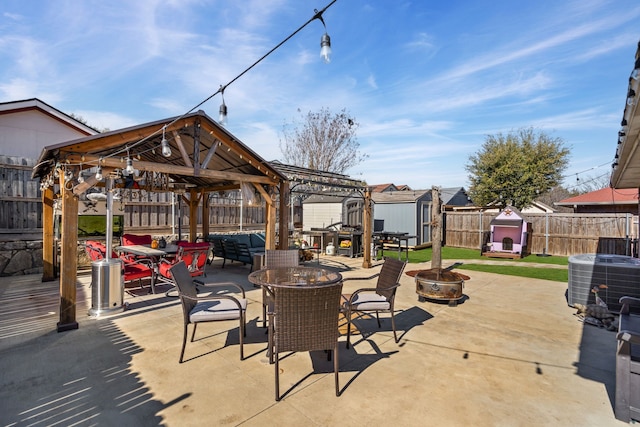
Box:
left=0, top=156, right=265, bottom=240
left=444, top=211, right=638, bottom=257
left=3, top=155, right=638, bottom=256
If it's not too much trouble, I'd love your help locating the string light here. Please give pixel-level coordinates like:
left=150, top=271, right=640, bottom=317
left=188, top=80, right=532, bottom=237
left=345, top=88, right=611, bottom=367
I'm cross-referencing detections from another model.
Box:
left=219, top=85, right=228, bottom=126
left=161, top=126, right=172, bottom=157
left=43, top=0, right=340, bottom=177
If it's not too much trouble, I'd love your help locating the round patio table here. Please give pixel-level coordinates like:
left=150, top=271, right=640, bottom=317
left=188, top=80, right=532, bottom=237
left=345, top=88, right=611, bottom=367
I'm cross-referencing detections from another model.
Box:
left=248, top=266, right=342, bottom=288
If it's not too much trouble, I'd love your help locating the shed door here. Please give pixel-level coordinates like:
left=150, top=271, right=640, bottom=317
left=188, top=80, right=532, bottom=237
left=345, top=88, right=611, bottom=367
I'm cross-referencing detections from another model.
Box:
left=421, top=203, right=431, bottom=244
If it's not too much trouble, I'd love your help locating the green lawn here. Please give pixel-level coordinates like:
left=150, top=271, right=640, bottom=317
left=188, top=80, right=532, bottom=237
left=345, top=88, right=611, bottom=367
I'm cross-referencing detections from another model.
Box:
left=381, top=246, right=568, bottom=282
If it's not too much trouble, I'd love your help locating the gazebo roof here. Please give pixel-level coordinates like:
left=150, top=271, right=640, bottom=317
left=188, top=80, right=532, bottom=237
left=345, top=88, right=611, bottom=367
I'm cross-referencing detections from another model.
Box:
left=32, top=110, right=286, bottom=193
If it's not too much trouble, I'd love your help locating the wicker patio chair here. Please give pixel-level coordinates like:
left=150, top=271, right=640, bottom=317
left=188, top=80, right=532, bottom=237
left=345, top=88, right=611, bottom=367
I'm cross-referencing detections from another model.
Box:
left=261, top=249, right=299, bottom=328
left=170, top=261, right=247, bottom=362
left=343, top=257, right=407, bottom=348
left=268, top=281, right=343, bottom=401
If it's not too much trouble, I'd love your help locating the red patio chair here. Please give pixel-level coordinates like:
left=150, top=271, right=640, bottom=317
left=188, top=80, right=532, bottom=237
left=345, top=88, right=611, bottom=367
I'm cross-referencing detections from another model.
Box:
left=85, top=240, right=156, bottom=294
left=157, top=242, right=211, bottom=296
left=121, top=234, right=153, bottom=246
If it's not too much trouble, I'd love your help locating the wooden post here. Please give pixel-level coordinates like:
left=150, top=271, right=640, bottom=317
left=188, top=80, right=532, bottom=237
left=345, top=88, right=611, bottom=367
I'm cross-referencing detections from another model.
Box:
left=362, top=189, right=372, bottom=268
left=431, top=186, right=442, bottom=271
left=202, top=191, right=210, bottom=240
left=42, top=186, right=56, bottom=281
left=58, top=174, right=79, bottom=332
left=278, top=181, right=290, bottom=249
left=188, top=189, right=199, bottom=242
left=265, top=186, right=277, bottom=250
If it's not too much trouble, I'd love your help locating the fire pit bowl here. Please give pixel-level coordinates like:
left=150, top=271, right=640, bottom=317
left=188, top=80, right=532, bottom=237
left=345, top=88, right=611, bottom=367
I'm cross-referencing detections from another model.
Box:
left=412, top=268, right=467, bottom=302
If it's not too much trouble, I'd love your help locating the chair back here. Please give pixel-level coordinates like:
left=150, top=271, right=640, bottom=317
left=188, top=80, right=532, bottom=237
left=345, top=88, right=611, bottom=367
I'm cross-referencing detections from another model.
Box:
left=274, top=282, right=343, bottom=353
left=122, top=233, right=153, bottom=246
left=170, top=262, right=198, bottom=323
left=265, top=249, right=299, bottom=268
left=376, top=258, right=407, bottom=300
left=176, top=242, right=210, bottom=276
left=85, top=240, right=118, bottom=260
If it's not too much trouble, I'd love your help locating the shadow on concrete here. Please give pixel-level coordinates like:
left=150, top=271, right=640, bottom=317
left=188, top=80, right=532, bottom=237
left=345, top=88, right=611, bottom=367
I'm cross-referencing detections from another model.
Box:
left=574, top=321, right=617, bottom=409
left=0, top=275, right=189, bottom=426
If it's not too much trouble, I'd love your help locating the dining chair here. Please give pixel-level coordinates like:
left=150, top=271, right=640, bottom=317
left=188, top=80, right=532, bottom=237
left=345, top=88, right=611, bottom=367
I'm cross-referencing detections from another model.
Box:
left=342, top=257, right=407, bottom=349
left=121, top=233, right=153, bottom=246
left=261, top=249, right=299, bottom=327
left=269, top=281, right=343, bottom=401
left=85, top=240, right=156, bottom=294
left=158, top=241, right=211, bottom=295
left=170, top=261, right=247, bottom=362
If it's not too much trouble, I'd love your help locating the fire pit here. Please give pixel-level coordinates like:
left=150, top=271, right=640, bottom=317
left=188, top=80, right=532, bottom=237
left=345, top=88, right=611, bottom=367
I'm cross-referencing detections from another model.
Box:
left=411, top=268, right=467, bottom=302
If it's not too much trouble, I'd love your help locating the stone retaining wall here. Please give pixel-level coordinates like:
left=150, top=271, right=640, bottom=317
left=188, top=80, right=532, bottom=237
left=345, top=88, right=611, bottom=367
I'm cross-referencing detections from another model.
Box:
left=0, top=240, right=44, bottom=276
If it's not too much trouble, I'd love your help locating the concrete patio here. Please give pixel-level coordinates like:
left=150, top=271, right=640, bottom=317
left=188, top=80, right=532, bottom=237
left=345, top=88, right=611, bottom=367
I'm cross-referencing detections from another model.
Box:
left=0, top=256, right=626, bottom=426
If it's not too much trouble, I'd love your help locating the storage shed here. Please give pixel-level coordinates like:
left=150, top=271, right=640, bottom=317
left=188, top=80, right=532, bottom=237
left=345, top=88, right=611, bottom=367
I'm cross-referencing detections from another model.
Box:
left=372, top=187, right=471, bottom=246
left=482, top=206, right=530, bottom=258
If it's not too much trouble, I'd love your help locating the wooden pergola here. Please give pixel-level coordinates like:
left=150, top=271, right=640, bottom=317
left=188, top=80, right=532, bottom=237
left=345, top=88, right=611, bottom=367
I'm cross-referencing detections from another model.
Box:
left=32, top=110, right=290, bottom=331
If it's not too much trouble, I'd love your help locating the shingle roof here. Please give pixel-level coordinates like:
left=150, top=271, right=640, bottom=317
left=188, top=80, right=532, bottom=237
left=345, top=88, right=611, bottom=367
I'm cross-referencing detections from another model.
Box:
left=556, top=188, right=638, bottom=206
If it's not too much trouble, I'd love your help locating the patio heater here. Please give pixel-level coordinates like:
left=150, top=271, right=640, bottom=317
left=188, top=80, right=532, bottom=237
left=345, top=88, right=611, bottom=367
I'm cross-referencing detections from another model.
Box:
left=88, top=176, right=125, bottom=317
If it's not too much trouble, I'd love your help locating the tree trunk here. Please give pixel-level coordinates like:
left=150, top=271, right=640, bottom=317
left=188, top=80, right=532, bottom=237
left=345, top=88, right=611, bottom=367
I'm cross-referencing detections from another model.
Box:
left=431, top=186, right=442, bottom=272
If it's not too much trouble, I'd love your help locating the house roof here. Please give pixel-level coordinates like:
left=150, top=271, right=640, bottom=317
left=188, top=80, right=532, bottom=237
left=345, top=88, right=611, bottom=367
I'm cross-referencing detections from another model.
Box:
left=610, top=40, right=640, bottom=188
left=555, top=188, right=638, bottom=206
left=369, top=183, right=397, bottom=193
left=0, top=98, right=98, bottom=136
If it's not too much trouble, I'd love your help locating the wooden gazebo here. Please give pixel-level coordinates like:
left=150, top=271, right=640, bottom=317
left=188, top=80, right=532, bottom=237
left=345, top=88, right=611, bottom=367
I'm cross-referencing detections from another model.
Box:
left=32, top=110, right=290, bottom=331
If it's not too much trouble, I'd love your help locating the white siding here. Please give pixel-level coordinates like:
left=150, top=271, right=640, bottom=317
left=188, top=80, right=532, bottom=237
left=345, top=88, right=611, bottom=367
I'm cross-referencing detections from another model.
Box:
left=302, top=203, right=343, bottom=230
left=0, top=110, right=90, bottom=159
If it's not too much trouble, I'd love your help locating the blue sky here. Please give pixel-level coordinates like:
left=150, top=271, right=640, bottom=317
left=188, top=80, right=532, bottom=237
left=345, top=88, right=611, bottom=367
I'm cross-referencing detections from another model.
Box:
left=1, top=0, right=638, bottom=190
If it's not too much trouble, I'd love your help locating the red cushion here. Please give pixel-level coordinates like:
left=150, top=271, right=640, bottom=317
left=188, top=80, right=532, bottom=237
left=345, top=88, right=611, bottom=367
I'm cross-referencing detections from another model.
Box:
left=158, top=261, right=173, bottom=279
left=122, top=234, right=153, bottom=245
left=124, top=263, right=153, bottom=282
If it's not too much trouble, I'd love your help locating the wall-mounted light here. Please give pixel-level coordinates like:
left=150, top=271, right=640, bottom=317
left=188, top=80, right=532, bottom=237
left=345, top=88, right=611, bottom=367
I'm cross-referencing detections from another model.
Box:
left=627, top=88, right=636, bottom=106
left=631, top=58, right=640, bottom=81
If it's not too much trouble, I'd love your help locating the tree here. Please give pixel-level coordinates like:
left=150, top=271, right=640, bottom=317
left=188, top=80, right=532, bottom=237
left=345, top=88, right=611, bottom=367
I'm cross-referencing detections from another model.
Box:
left=279, top=107, right=367, bottom=173
left=572, top=172, right=611, bottom=194
left=536, top=185, right=577, bottom=213
left=466, top=127, right=570, bottom=210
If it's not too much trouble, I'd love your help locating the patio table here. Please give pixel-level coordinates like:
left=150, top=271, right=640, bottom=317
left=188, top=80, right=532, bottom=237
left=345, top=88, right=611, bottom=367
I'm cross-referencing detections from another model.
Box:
left=248, top=266, right=342, bottom=289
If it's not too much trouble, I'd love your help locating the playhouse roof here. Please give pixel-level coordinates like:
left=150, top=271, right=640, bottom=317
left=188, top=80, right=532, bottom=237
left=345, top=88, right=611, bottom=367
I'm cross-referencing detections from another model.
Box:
left=490, top=206, right=527, bottom=227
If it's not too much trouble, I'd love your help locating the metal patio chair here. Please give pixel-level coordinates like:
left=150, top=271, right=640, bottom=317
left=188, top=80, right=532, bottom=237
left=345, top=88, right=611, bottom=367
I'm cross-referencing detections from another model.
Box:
left=170, top=261, right=247, bottom=362
left=342, top=257, right=407, bottom=348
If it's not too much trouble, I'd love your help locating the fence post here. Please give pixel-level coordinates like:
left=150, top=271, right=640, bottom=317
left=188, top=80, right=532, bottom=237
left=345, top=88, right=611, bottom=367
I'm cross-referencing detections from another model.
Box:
left=478, top=211, right=483, bottom=249
left=544, top=212, right=549, bottom=255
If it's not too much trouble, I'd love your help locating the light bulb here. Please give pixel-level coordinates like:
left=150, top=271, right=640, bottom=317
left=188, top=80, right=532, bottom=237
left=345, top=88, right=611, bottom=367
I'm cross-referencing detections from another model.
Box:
left=161, top=136, right=172, bottom=157
left=219, top=102, right=228, bottom=126
left=320, top=33, right=331, bottom=63
left=78, top=174, right=85, bottom=184
left=125, top=157, right=134, bottom=174
left=95, top=165, right=103, bottom=181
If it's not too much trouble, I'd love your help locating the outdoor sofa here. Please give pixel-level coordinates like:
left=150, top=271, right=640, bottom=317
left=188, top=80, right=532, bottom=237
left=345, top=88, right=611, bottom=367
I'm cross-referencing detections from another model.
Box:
left=206, top=232, right=265, bottom=269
